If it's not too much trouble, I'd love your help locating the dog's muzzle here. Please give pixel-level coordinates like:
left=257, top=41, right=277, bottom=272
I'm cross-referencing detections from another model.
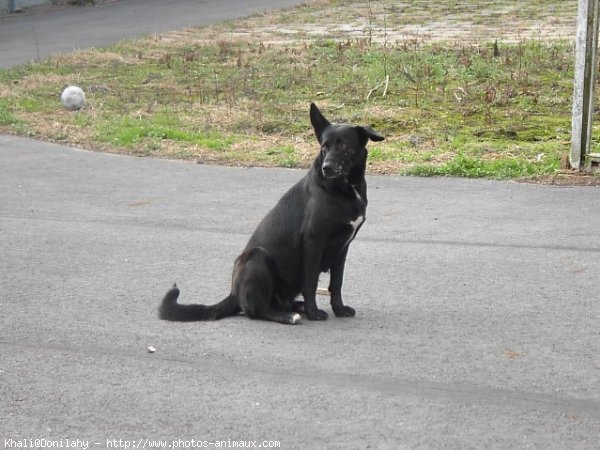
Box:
left=321, top=161, right=342, bottom=178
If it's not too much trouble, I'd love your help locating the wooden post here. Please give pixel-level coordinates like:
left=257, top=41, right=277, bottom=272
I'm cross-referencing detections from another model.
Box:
left=571, top=0, right=600, bottom=170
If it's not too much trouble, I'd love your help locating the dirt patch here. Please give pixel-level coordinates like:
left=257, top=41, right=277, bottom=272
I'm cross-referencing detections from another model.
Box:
left=518, top=171, right=600, bottom=187
left=235, top=0, right=577, bottom=46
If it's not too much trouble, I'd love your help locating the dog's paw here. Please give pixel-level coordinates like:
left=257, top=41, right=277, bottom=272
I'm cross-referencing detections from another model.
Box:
left=333, top=305, right=356, bottom=317
left=289, top=313, right=302, bottom=325
left=306, top=308, right=328, bottom=321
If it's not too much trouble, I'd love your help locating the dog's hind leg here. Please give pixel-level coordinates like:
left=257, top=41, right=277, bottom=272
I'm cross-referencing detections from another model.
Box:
left=235, top=247, right=302, bottom=325
left=238, top=280, right=302, bottom=325
left=240, top=286, right=302, bottom=325
left=255, top=308, right=302, bottom=325
left=289, top=300, right=305, bottom=314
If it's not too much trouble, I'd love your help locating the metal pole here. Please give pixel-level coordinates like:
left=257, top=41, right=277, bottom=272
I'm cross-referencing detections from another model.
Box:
left=571, top=0, right=600, bottom=170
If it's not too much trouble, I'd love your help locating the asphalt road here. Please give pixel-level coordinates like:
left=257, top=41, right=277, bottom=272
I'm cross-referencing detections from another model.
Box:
left=2, top=1, right=600, bottom=448
left=0, top=0, right=305, bottom=68
left=2, top=134, right=600, bottom=448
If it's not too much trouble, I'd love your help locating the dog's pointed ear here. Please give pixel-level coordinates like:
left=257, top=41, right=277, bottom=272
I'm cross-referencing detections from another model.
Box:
left=355, top=126, right=385, bottom=146
left=310, top=103, right=331, bottom=143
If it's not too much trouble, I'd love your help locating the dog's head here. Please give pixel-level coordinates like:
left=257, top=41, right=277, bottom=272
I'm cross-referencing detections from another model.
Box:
left=310, top=103, right=384, bottom=179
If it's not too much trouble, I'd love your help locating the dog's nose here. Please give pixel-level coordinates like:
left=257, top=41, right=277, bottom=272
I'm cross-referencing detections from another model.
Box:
left=322, top=162, right=336, bottom=178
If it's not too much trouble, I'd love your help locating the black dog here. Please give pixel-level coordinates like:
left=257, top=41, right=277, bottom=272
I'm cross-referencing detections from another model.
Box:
left=159, top=103, right=384, bottom=324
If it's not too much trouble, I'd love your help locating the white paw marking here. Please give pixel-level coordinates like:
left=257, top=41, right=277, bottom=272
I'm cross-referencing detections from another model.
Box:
left=291, top=313, right=302, bottom=324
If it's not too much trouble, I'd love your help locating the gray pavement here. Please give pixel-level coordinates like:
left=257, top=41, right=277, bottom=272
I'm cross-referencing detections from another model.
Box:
left=0, top=0, right=305, bottom=68
left=2, top=135, right=600, bottom=448
left=2, top=1, right=600, bottom=448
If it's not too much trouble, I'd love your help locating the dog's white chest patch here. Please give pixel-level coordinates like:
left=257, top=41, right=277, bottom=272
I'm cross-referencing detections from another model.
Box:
left=349, top=215, right=365, bottom=233
left=344, top=215, right=365, bottom=248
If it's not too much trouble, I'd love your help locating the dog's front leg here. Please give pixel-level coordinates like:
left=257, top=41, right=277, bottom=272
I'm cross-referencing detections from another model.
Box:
left=329, top=247, right=355, bottom=317
left=302, top=242, right=328, bottom=321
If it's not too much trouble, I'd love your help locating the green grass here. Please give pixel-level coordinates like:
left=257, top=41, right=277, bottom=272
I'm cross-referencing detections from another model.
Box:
left=0, top=100, right=19, bottom=126
left=261, top=144, right=300, bottom=168
left=95, top=114, right=235, bottom=149
left=0, top=0, right=589, bottom=178
left=405, top=154, right=560, bottom=178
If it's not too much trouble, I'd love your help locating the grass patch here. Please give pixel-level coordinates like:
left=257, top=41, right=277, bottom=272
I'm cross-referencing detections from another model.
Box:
left=0, top=100, right=20, bottom=126
left=0, top=0, right=587, bottom=178
left=262, top=144, right=301, bottom=168
left=405, top=154, right=560, bottom=179
left=95, top=114, right=235, bottom=149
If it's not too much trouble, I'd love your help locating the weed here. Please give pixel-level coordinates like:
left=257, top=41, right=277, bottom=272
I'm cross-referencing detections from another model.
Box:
left=0, top=0, right=583, bottom=178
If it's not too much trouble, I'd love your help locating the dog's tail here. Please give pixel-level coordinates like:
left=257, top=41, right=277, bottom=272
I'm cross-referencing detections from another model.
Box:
left=159, top=284, right=240, bottom=321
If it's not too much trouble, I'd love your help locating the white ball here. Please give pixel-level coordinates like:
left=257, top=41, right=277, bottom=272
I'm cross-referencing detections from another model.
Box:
left=61, top=86, right=86, bottom=110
